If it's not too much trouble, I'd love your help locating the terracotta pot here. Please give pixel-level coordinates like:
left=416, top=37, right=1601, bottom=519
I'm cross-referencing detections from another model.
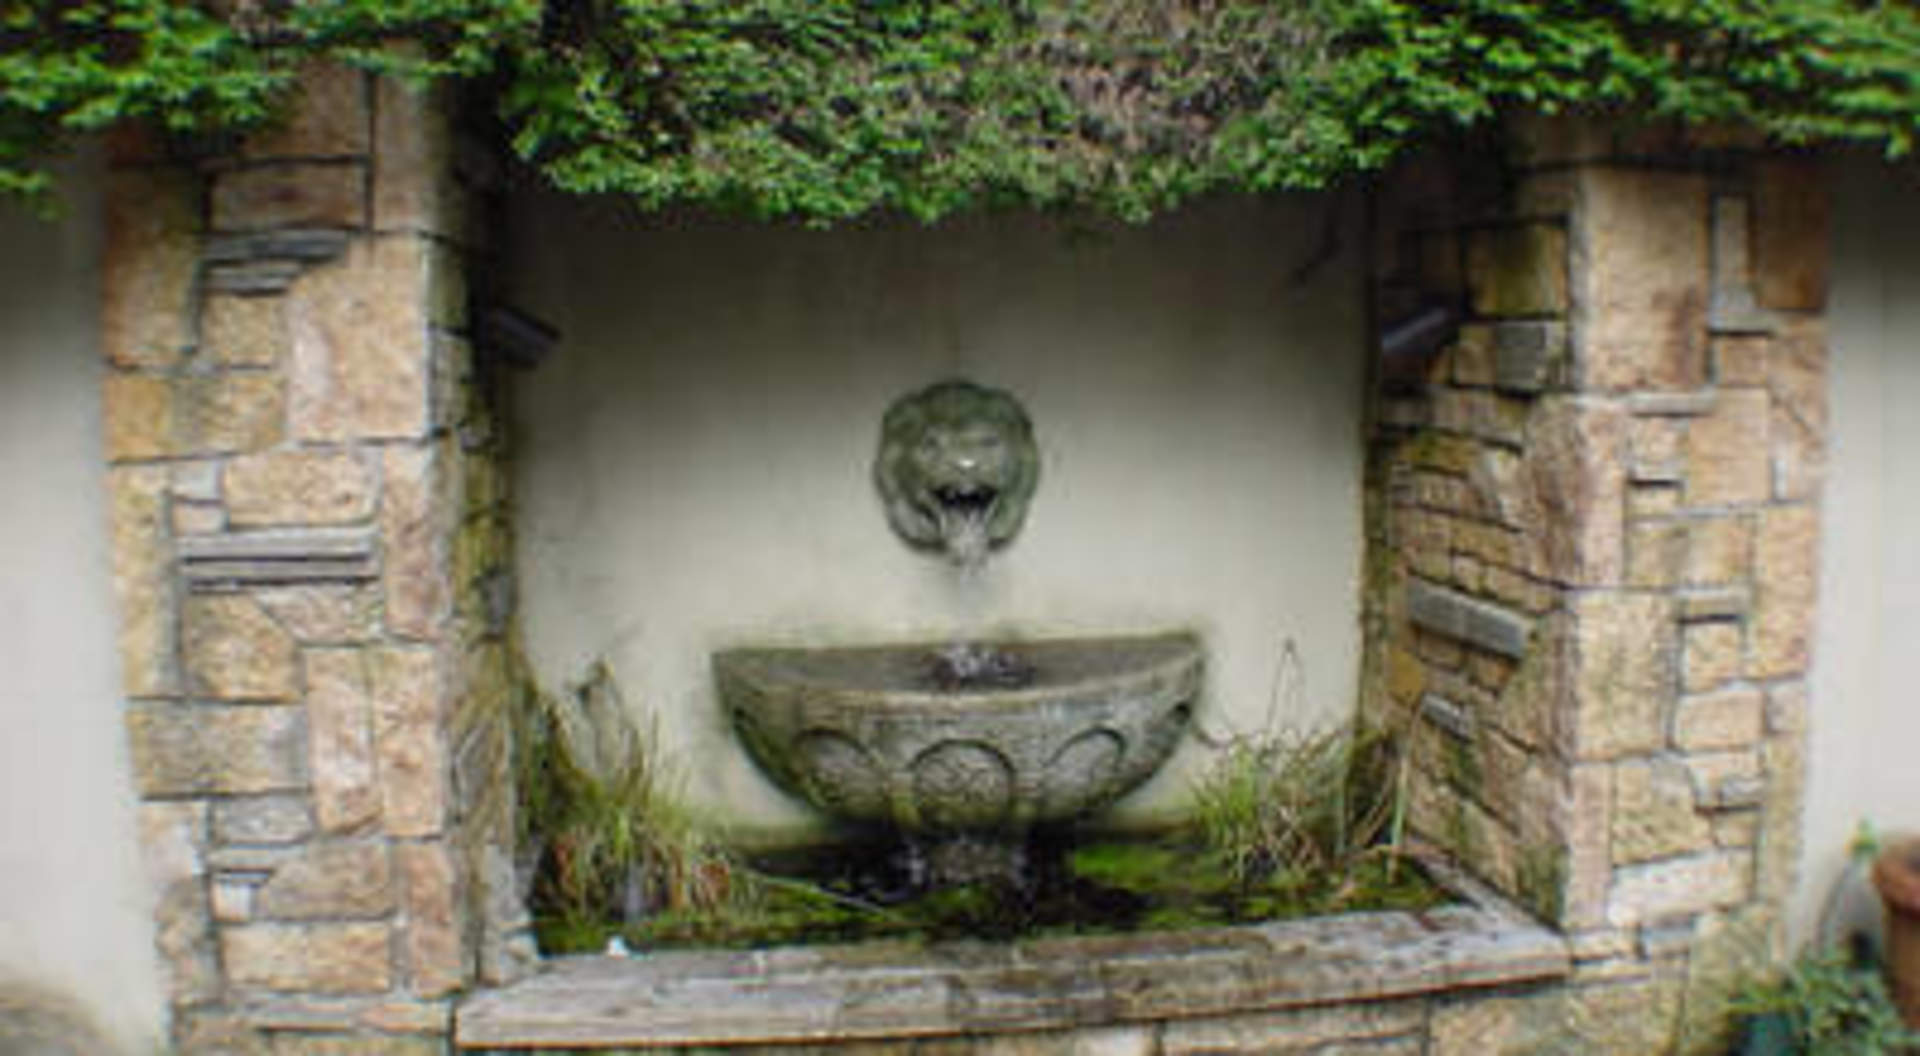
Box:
left=1872, top=837, right=1920, bottom=1028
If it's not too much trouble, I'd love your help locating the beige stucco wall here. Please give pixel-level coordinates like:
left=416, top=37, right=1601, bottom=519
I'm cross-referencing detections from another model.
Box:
left=0, top=160, right=163, bottom=1050
left=508, top=194, right=1367, bottom=834
left=1798, top=158, right=1920, bottom=947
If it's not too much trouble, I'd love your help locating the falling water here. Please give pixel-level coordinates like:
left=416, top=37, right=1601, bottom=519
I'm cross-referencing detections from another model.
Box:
left=927, top=505, right=1033, bottom=690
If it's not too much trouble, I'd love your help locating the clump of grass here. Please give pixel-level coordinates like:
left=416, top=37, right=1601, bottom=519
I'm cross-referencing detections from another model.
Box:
left=1731, top=944, right=1920, bottom=1055
left=1188, top=718, right=1410, bottom=893
left=519, top=662, right=750, bottom=949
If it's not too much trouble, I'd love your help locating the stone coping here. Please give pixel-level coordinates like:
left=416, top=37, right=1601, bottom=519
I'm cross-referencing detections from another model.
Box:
left=454, top=861, right=1569, bottom=1049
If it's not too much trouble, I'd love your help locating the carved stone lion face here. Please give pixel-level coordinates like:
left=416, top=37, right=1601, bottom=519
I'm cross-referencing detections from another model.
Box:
left=874, top=380, right=1039, bottom=554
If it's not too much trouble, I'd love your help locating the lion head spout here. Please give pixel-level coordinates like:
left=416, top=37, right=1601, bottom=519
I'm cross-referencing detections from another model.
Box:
left=874, top=379, right=1039, bottom=562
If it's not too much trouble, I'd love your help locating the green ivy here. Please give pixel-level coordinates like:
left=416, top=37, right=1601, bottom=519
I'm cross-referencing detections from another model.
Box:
left=3, top=0, right=1917, bottom=221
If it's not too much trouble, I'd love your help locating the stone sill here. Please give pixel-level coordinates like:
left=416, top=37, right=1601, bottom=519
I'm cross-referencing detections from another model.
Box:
left=454, top=862, right=1569, bottom=1050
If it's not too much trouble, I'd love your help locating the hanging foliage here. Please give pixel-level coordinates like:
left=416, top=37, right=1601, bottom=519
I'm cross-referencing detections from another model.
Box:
left=2, top=0, right=1917, bottom=220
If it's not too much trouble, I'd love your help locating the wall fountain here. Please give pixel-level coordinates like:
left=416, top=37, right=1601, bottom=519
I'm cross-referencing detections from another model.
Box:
left=715, top=379, right=1201, bottom=885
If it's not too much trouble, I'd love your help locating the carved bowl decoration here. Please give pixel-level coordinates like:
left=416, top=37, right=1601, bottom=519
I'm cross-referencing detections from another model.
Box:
left=715, top=633, right=1201, bottom=838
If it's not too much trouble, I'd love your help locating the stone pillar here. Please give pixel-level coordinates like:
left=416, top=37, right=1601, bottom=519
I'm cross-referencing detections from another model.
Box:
left=102, top=63, right=530, bottom=1053
left=1362, top=122, right=1827, bottom=1052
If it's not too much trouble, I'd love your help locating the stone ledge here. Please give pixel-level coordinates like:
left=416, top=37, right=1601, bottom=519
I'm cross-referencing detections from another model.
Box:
left=179, top=527, right=379, bottom=589
left=1407, top=580, right=1533, bottom=659
left=454, top=865, right=1568, bottom=1049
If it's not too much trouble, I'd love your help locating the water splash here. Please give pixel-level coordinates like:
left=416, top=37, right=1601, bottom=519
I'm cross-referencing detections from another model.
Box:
left=928, top=640, right=1033, bottom=690
left=925, top=503, right=1034, bottom=689
left=936, top=503, right=992, bottom=572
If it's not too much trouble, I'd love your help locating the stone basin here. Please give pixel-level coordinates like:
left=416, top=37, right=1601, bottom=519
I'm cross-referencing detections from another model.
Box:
left=715, top=633, right=1202, bottom=842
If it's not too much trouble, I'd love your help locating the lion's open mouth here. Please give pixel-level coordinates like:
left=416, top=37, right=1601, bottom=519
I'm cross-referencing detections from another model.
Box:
left=930, top=484, right=999, bottom=518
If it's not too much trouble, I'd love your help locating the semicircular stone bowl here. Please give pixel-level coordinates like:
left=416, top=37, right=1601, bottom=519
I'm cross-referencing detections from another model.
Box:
left=714, top=633, right=1202, bottom=839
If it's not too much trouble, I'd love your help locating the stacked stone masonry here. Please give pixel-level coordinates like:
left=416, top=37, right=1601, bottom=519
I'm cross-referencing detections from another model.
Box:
left=103, top=64, right=530, bottom=1054
left=1360, top=122, right=1827, bottom=1052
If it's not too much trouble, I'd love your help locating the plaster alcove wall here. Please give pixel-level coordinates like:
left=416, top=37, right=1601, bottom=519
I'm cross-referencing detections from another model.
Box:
left=0, top=155, right=165, bottom=1052
left=1800, top=157, right=1920, bottom=945
left=505, top=192, right=1368, bottom=835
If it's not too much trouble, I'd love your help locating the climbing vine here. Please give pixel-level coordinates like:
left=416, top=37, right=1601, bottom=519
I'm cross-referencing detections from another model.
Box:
left=2, top=0, right=1917, bottom=220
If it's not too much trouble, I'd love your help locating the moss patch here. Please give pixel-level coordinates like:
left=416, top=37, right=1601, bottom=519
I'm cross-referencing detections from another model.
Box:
left=540, top=831, right=1450, bottom=954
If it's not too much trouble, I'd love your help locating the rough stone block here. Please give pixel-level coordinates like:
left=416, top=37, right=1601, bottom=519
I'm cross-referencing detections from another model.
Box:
left=202, top=292, right=290, bottom=367
left=256, top=841, right=395, bottom=920
left=1430, top=975, right=1681, bottom=1056
left=1160, top=999, right=1425, bottom=1054
left=102, top=373, right=173, bottom=461
left=1753, top=504, right=1818, bottom=678
left=139, top=800, right=208, bottom=888
left=306, top=648, right=382, bottom=833
left=1407, top=580, right=1532, bottom=659
left=184, top=594, right=300, bottom=699
left=1493, top=320, right=1568, bottom=393
left=1682, top=750, right=1762, bottom=806
left=214, top=796, right=315, bottom=846
left=153, top=873, right=223, bottom=1005
left=1713, top=334, right=1771, bottom=386
left=1627, top=417, right=1684, bottom=482
left=267, top=1033, right=446, bottom=1056
left=1628, top=483, right=1681, bottom=517
left=1679, top=587, right=1751, bottom=622
left=1576, top=167, right=1709, bottom=392
left=222, top=923, right=393, bottom=994
left=1768, top=319, right=1827, bottom=501
left=1482, top=565, right=1556, bottom=616
left=1386, top=645, right=1426, bottom=706
left=1708, top=195, right=1777, bottom=335
left=125, top=371, right=286, bottom=457
left=1682, top=621, right=1743, bottom=693
left=382, top=445, right=449, bottom=639
left=1680, top=908, right=1780, bottom=1053
left=1403, top=432, right=1479, bottom=475
left=1685, top=515, right=1753, bottom=586
left=1612, top=758, right=1714, bottom=865
left=1465, top=447, right=1527, bottom=527
left=1684, top=390, right=1771, bottom=508
left=398, top=842, right=465, bottom=997
left=108, top=465, right=177, bottom=696
left=259, top=585, right=384, bottom=644
left=103, top=167, right=198, bottom=368
left=172, top=500, right=226, bottom=536
left=1452, top=324, right=1497, bottom=386
left=1467, top=223, right=1569, bottom=317
left=241, top=62, right=370, bottom=159
left=1566, top=591, right=1673, bottom=759
left=1674, top=688, right=1764, bottom=751
left=1522, top=397, right=1626, bottom=587
left=1758, top=731, right=1808, bottom=901
left=1752, top=159, right=1829, bottom=311
left=1607, top=850, right=1751, bottom=927
left=225, top=451, right=376, bottom=527
left=213, top=162, right=368, bottom=231
left=1421, top=693, right=1477, bottom=741
left=374, top=75, right=464, bottom=238
left=1564, top=763, right=1614, bottom=930
left=128, top=704, right=307, bottom=796
left=288, top=238, right=432, bottom=442
left=1714, top=812, right=1762, bottom=848
left=1625, top=519, right=1685, bottom=588
left=1765, top=681, right=1808, bottom=736
left=211, top=877, right=259, bottom=923
left=1432, top=389, right=1529, bottom=446
left=372, top=647, right=448, bottom=837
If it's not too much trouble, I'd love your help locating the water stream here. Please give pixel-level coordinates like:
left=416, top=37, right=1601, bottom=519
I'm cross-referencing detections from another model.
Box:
left=929, top=504, right=1033, bottom=690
